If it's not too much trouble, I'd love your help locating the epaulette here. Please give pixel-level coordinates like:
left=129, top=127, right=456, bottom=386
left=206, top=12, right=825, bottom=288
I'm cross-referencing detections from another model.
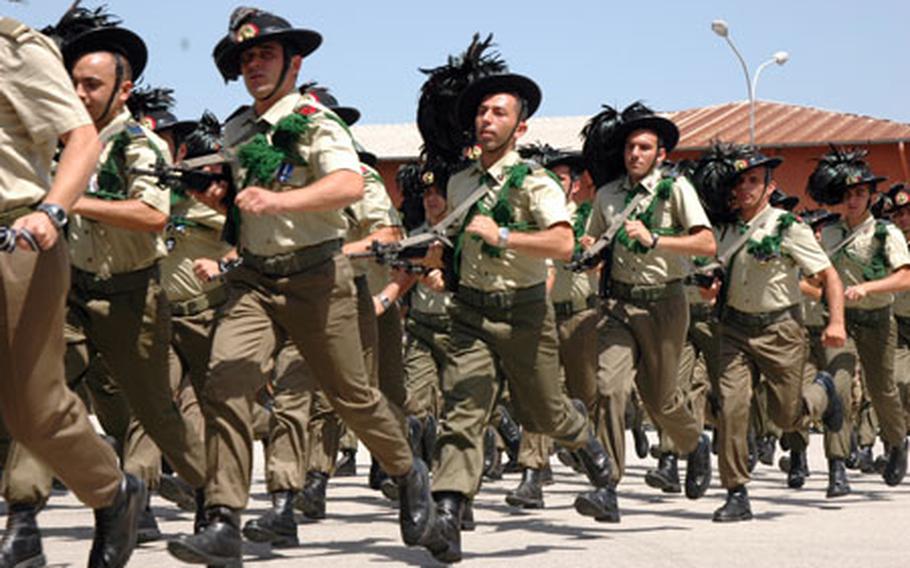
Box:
left=125, top=123, right=146, bottom=138
left=0, top=18, right=31, bottom=42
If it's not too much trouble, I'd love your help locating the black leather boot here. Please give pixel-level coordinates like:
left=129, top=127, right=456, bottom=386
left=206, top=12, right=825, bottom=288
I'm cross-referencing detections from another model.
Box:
left=0, top=503, right=46, bottom=568
left=856, top=445, right=875, bottom=473
left=294, top=471, right=328, bottom=520
left=89, top=473, right=146, bottom=568
left=496, top=406, right=521, bottom=467
left=334, top=448, right=357, bottom=477
left=786, top=450, right=809, bottom=489
left=826, top=458, right=851, bottom=497
left=421, top=416, right=437, bottom=465
left=423, top=492, right=464, bottom=564
left=685, top=434, right=712, bottom=499
left=815, top=371, right=844, bottom=433
left=369, top=456, right=388, bottom=490
left=540, top=463, right=554, bottom=485
left=407, top=415, right=423, bottom=458
left=573, top=485, right=620, bottom=523
left=167, top=506, right=242, bottom=567
left=460, top=499, right=475, bottom=531
left=137, top=500, right=162, bottom=544
left=713, top=485, right=752, bottom=523
left=241, top=490, right=299, bottom=547
left=757, top=435, right=777, bottom=466
left=747, top=428, right=758, bottom=473
left=572, top=431, right=613, bottom=489
left=481, top=427, right=502, bottom=480
left=645, top=453, right=681, bottom=493
left=158, top=473, right=196, bottom=512
left=396, top=458, right=434, bottom=546
left=631, top=420, right=650, bottom=459
left=505, top=468, right=544, bottom=509
left=883, top=439, right=908, bottom=486
left=192, top=489, right=207, bottom=534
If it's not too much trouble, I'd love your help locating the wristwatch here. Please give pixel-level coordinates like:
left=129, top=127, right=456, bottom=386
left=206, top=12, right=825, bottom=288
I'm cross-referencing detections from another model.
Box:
left=497, top=226, right=511, bottom=248
left=649, top=232, right=660, bottom=250
left=37, top=203, right=67, bottom=230
left=377, top=292, right=392, bottom=311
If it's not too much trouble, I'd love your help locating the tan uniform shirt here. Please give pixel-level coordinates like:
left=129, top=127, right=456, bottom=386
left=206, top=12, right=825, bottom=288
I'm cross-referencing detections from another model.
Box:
left=346, top=163, right=399, bottom=280
left=587, top=167, right=711, bottom=286
left=446, top=150, right=570, bottom=293
left=0, top=19, right=92, bottom=213
left=551, top=200, right=597, bottom=304
left=68, top=108, right=171, bottom=277
left=802, top=298, right=828, bottom=327
left=821, top=215, right=910, bottom=311
left=722, top=205, right=831, bottom=314
left=161, top=198, right=233, bottom=303
left=223, top=92, right=360, bottom=257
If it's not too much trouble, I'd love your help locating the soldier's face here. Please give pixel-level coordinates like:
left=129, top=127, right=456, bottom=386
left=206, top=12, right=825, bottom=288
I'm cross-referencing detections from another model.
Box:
left=423, top=185, right=447, bottom=220
left=72, top=52, right=131, bottom=125
left=551, top=164, right=577, bottom=197
left=474, top=93, right=526, bottom=154
left=624, top=130, right=664, bottom=182
left=891, top=206, right=910, bottom=232
left=731, top=169, right=772, bottom=212
left=844, top=185, right=873, bottom=218
left=240, top=41, right=300, bottom=99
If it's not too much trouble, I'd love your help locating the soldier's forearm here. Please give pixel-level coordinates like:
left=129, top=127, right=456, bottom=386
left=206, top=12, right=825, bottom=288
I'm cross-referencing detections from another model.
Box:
left=72, top=197, right=168, bottom=233
left=861, top=265, right=910, bottom=296
left=277, top=169, right=364, bottom=213
left=47, top=124, right=102, bottom=212
left=506, top=224, right=574, bottom=261
left=655, top=227, right=716, bottom=257
left=819, top=266, right=845, bottom=326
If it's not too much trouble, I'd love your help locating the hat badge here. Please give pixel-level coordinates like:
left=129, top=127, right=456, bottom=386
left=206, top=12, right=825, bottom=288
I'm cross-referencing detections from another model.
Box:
left=897, top=192, right=909, bottom=206
left=140, top=116, right=157, bottom=130
left=236, top=22, right=260, bottom=43
left=421, top=171, right=435, bottom=186
left=734, top=159, right=749, bottom=171
left=846, top=174, right=861, bottom=185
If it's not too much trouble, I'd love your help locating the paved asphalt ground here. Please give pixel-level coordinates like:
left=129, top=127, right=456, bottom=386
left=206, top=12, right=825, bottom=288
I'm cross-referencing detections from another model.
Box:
left=6, top=431, right=910, bottom=567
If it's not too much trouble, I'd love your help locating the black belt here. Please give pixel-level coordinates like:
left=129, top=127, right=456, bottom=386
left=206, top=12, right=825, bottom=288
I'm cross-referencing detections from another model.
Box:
left=72, top=264, right=159, bottom=295
left=895, top=314, right=910, bottom=326
left=689, top=302, right=714, bottom=321
left=846, top=306, right=892, bottom=326
left=409, top=310, right=451, bottom=331
left=722, top=305, right=800, bottom=328
left=456, top=283, right=546, bottom=310
left=241, top=238, right=342, bottom=277
left=171, top=286, right=228, bottom=317
left=609, top=279, right=683, bottom=302
left=553, top=295, right=598, bottom=317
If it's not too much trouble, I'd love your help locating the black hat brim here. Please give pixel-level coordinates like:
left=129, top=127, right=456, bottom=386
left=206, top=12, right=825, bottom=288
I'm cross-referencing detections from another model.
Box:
left=735, top=156, right=784, bottom=177
left=64, top=27, right=148, bottom=80
left=358, top=150, right=378, bottom=169
left=614, top=116, right=680, bottom=153
left=845, top=175, right=887, bottom=189
left=332, top=106, right=361, bottom=127
left=215, top=29, right=322, bottom=82
left=773, top=195, right=799, bottom=211
left=546, top=154, right=586, bottom=172
left=157, top=120, right=198, bottom=141
left=456, top=73, right=541, bottom=130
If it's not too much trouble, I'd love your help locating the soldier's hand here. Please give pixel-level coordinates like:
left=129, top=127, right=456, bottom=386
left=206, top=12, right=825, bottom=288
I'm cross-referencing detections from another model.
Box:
left=578, top=235, right=595, bottom=249
left=821, top=322, right=847, bottom=348
left=418, top=241, right=444, bottom=269
left=421, top=268, right=446, bottom=292
left=624, top=219, right=654, bottom=248
left=12, top=212, right=58, bottom=251
left=466, top=214, right=499, bottom=246
left=193, top=258, right=222, bottom=282
left=197, top=179, right=229, bottom=213
left=236, top=186, right=282, bottom=216
left=844, top=284, right=867, bottom=302
left=698, top=278, right=721, bottom=304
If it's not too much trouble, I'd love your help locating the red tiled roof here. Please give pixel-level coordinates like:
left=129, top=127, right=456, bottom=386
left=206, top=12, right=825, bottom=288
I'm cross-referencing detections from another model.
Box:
left=667, top=100, right=910, bottom=150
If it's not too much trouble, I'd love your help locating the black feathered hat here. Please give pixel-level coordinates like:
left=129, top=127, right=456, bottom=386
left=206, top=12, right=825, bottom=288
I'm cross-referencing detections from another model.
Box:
left=417, top=34, right=507, bottom=165
left=518, top=141, right=584, bottom=173
left=44, top=2, right=147, bottom=80
left=798, top=208, right=841, bottom=230
left=612, top=102, right=680, bottom=153
left=182, top=111, right=223, bottom=160
left=299, top=82, right=360, bottom=127
left=807, top=146, right=886, bottom=206
left=397, top=162, right=432, bottom=232
left=769, top=189, right=799, bottom=212
left=127, top=86, right=197, bottom=140
left=214, top=7, right=322, bottom=82
left=581, top=105, right=624, bottom=187
left=455, top=73, right=541, bottom=130
left=690, top=141, right=742, bottom=225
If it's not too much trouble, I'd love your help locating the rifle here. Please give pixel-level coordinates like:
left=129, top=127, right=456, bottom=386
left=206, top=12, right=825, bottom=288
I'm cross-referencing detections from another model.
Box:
left=347, top=235, right=446, bottom=266
left=565, top=192, right=648, bottom=274
left=132, top=160, right=241, bottom=246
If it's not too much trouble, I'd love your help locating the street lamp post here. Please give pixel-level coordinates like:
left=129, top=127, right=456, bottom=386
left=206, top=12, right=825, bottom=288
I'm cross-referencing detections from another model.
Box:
left=711, top=19, right=789, bottom=146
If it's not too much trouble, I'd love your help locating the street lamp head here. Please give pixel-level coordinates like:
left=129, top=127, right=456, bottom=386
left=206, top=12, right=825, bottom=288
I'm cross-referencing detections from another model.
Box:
left=773, top=51, right=790, bottom=65
left=711, top=20, right=729, bottom=38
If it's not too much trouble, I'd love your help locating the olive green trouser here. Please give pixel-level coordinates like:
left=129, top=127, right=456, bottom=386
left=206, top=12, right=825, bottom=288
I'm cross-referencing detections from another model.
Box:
left=4, top=265, right=206, bottom=505
left=832, top=310, right=907, bottom=450
left=305, top=275, right=377, bottom=475
left=518, top=306, right=599, bottom=470
left=402, top=317, right=450, bottom=421
left=658, top=315, right=716, bottom=455
left=0, top=242, right=121, bottom=509
left=785, top=326, right=854, bottom=458
left=715, top=316, right=830, bottom=489
left=432, top=293, right=588, bottom=497
left=893, top=317, right=910, bottom=435
left=203, top=255, right=412, bottom=509
left=595, top=289, right=701, bottom=484
left=264, top=343, right=311, bottom=493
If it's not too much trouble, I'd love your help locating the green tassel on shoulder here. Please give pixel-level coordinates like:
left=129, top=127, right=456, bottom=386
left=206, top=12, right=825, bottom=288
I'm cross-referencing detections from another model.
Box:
left=95, top=130, right=132, bottom=200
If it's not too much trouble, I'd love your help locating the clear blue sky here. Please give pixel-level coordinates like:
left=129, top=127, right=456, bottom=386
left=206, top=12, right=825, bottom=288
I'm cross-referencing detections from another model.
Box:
left=8, top=0, right=910, bottom=126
